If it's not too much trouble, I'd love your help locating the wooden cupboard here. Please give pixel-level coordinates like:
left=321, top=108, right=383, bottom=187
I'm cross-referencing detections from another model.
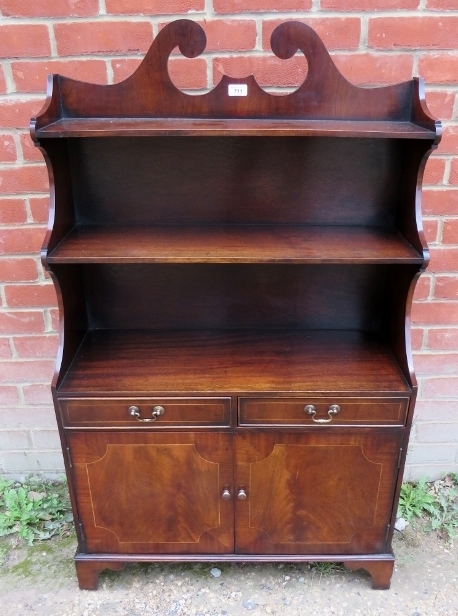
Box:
left=30, top=19, right=441, bottom=590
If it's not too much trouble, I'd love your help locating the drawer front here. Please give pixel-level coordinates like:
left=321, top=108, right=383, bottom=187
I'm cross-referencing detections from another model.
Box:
left=60, top=397, right=231, bottom=428
left=238, top=397, right=408, bottom=427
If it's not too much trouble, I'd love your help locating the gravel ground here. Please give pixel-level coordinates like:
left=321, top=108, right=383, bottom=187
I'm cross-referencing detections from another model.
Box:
left=0, top=526, right=457, bottom=616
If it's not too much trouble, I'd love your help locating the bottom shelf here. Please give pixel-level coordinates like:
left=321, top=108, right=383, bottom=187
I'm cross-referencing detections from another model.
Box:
left=58, top=329, right=410, bottom=396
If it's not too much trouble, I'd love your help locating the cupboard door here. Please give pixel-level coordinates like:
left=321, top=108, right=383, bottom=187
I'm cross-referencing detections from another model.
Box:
left=234, top=430, right=403, bottom=555
left=67, top=431, right=234, bottom=554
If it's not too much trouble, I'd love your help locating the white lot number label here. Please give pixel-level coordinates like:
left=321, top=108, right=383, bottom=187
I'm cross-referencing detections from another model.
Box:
left=228, top=84, right=248, bottom=97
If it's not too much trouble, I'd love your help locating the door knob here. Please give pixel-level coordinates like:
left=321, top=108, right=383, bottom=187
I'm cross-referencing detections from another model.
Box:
left=237, top=489, right=247, bottom=500
left=222, top=489, right=231, bottom=500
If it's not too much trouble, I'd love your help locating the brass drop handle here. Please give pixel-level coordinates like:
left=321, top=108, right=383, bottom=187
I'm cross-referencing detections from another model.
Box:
left=305, top=404, right=340, bottom=424
left=128, top=405, right=165, bottom=422
left=237, top=489, right=247, bottom=500
left=222, top=489, right=231, bottom=500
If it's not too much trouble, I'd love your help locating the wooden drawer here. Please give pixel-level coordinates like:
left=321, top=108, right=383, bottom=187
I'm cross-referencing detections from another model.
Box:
left=238, top=397, right=409, bottom=427
left=60, top=397, right=231, bottom=428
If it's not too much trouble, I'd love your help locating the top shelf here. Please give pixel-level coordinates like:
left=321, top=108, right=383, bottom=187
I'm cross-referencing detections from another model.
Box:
left=35, top=118, right=437, bottom=139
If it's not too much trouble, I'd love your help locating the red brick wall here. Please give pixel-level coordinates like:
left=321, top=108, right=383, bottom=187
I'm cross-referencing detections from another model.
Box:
left=0, top=1, right=457, bottom=479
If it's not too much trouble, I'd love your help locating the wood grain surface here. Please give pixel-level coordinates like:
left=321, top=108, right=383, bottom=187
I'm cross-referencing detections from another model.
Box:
left=58, top=329, right=410, bottom=396
left=49, top=225, right=421, bottom=264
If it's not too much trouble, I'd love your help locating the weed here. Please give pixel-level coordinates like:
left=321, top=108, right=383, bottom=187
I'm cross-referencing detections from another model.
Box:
left=397, top=478, right=437, bottom=521
left=0, top=476, right=73, bottom=545
left=309, top=562, right=343, bottom=574
left=425, top=475, right=458, bottom=541
left=397, top=474, right=458, bottom=542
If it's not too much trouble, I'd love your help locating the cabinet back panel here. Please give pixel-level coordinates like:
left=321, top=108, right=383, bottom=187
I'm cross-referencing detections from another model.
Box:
left=70, top=138, right=401, bottom=226
left=83, top=264, right=388, bottom=330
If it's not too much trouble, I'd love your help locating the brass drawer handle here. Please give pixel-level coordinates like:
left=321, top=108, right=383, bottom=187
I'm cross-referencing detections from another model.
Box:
left=305, top=404, right=340, bottom=423
left=128, top=405, right=165, bottom=422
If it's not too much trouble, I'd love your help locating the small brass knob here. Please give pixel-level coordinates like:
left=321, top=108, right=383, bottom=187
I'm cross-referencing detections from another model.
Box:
left=222, top=489, right=231, bottom=500
left=237, top=489, right=247, bottom=500
left=152, top=405, right=165, bottom=419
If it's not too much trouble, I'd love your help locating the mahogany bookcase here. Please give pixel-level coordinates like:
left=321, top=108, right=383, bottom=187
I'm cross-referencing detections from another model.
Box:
left=31, top=20, right=441, bottom=590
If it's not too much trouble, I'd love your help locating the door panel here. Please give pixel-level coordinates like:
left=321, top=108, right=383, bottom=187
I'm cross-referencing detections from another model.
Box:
left=234, top=430, right=403, bottom=555
left=67, top=431, right=234, bottom=554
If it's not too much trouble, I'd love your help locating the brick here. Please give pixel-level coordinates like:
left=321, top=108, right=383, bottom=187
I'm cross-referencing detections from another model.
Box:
left=449, top=159, right=458, bottom=186
left=263, top=19, right=361, bottom=51
left=434, top=276, right=458, bottom=299
left=0, top=258, right=38, bottom=283
left=442, top=219, right=458, bottom=244
left=369, top=17, right=458, bottom=50
left=111, top=58, right=142, bottom=83
left=19, top=133, right=43, bottom=163
left=0, top=430, right=30, bottom=450
left=413, top=275, right=431, bottom=300
left=0, top=311, right=44, bottom=335
left=161, top=20, right=256, bottom=53
left=323, top=0, right=419, bottom=8
left=407, top=443, right=456, bottom=463
left=428, top=328, right=458, bottom=350
left=423, top=218, right=439, bottom=243
left=0, top=65, right=6, bottom=94
left=0, top=0, right=99, bottom=17
left=332, top=53, right=413, bottom=87
left=424, top=91, right=455, bottom=122
left=0, top=227, right=46, bottom=255
left=13, top=334, right=58, bottom=358
left=0, top=406, right=55, bottom=428
left=0, top=135, right=16, bottom=163
left=414, top=352, right=458, bottom=375
left=429, top=247, right=458, bottom=272
left=406, top=464, right=457, bottom=482
left=214, top=0, right=312, bottom=11
left=12, top=60, right=108, bottom=94
left=0, top=386, right=19, bottom=405
left=427, top=0, right=458, bottom=9
left=112, top=57, right=207, bottom=89
left=423, top=189, right=458, bottom=216
left=54, top=21, right=153, bottom=56
left=22, top=383, right=53, bottom=405
left=0, top=359, right=54, bottom=383
left=213, top=55, right=307, bottom=88
left=169, top=58, right=208, bottom=89
left=422, top=376, right=458, bottom=397
left=0, top=25, right=51, bottom=58
left=50, top=308, right=59, bottom=332
left=32, top=429, right=60, bottom=449
left=420, top=55, right=458, bottom=85
left=412, top=301, right=458, bottom=325
left=29, top=197, right=49, bottom=224
left=0, top=339, right=12, bottom=359
left=0, top=199, right=27, bottom=224
left=415, top=399, right=458, bottom=421
left=423, top=157, right=445, bottom=185
left=1, top=451, right=64, bottom=472
left=411, top=327, right=424, bottom=350
left=0, top=165, right=48, bottom=194
left=0, top=99, right=46, bottom=130
left=5, top=283, right=57, bottom=308
left=106, top=0, right=204, bottom=13
left=437, top=126, right=458, bottom=155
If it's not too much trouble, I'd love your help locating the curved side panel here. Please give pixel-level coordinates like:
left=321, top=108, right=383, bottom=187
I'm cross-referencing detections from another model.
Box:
left=33, top=20, right=419, bottom=123
left=48, top=264, right=88, bottom=389
left=47, top=269, right=64, bottom=390
left=411, top=78, right=443, bottom=140
left=30, top=74, right=61, bottom=140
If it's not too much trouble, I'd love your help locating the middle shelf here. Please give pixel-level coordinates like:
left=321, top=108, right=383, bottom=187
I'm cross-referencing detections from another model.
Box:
left=48, top=225, right=422, bottom=264
left=58, top=329, right=411, bottom=396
